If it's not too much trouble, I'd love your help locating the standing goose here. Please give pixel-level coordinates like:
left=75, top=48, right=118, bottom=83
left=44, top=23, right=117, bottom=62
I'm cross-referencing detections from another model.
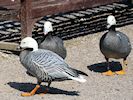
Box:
left=19, top=37, right=86, bottom=97
left=39, top=21, right=67, bottom=59
left=100, top=15, right=131, bottom=76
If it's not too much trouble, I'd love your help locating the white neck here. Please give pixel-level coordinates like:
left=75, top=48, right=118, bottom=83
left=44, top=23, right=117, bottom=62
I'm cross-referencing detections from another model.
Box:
left=44, top=32, right=48, bottom=35
left=33, top=48, right=38, bottom=51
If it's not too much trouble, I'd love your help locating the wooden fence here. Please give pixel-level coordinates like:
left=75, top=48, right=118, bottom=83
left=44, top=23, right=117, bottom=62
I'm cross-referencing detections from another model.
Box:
left=0, top=0, right=126, bottom=51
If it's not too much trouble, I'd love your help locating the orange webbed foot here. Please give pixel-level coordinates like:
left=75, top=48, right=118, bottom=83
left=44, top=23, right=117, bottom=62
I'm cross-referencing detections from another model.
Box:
left=102, top=70, right=114, bottom=76
left=115, top=70, right=125, bottom=75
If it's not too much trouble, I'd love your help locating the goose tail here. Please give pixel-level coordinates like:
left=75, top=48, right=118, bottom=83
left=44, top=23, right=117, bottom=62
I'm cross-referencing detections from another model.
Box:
left=69, top=75, right=87, bottom=83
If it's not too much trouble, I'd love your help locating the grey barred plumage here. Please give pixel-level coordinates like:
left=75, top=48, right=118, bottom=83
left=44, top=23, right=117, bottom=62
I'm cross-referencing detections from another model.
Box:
left=20, top=49, right=78, bottom=82
left=19, top=36, right=86, bottom=96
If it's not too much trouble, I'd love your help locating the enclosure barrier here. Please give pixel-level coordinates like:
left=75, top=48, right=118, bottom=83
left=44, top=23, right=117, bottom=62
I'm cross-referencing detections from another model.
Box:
left=0, top=0, right=132, bottom=51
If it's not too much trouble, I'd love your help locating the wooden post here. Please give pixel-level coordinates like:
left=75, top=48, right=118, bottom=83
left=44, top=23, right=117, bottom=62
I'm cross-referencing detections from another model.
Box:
left=132, top=0, right=133, bottom=4
left=20, top=0, right=33, bottom=39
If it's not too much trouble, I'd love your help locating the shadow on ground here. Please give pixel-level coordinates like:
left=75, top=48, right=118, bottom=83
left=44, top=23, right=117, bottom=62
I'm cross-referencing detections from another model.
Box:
left=87, top=61, right=123, bottom=73
left=7, top=82, right=79, bottom=96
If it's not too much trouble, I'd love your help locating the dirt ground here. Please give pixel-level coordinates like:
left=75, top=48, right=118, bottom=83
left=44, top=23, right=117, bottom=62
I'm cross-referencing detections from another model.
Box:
left=0, top=24, right=133, bottom=100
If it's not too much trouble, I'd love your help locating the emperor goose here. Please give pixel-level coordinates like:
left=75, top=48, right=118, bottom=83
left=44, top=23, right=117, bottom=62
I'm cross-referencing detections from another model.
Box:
left=39, top=21, right=67, bottom=59
left=100, top=15, right=131, bottom=76
left=19, top=37, right=86, bottom=96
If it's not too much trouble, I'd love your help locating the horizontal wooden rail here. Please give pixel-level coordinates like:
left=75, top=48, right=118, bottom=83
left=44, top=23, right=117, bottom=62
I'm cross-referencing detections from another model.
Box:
left=32, top=0, right=121, bottom=19
left=0, top=41, right=19, bottom=51
left=0, top=0, right=125, bottom=51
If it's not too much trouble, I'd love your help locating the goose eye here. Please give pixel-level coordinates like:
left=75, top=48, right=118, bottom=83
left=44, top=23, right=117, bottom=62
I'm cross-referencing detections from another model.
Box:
left=23, top=42, right=26, bottom=44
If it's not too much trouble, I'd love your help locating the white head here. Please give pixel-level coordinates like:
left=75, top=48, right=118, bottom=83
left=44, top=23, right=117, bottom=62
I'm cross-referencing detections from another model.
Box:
left=107, top=15, right=116, bottom=28
left=20, top=37, right=38, bottom=51
left=43, top=21, right=53, bottom=35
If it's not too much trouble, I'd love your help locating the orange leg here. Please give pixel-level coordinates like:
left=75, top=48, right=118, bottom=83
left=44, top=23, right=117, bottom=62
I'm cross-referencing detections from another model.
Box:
left=39, top=88, right=49, bottom=95
left=42, top=88, right=49, bottom=94
left=39, top=81, right=51, bottom=95
left=123, top=60, right=128, bottom=66
left=102, top=57, right=114, bottom=76
left=21, top=85, right=40, bottom=97
left=115, top=59, right=127, bottom=75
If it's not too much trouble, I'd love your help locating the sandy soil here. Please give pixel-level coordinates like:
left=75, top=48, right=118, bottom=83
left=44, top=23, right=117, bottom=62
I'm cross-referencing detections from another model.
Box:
left=0, top=24, right=133, bottom=100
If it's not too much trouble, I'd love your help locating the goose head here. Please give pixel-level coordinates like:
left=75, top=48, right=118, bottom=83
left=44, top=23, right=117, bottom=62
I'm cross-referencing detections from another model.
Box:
left=43, top=21, right=53, bottom=35
left=107, top=15, right=116, bottom=29
left=20, top=37, right=38, bottom=51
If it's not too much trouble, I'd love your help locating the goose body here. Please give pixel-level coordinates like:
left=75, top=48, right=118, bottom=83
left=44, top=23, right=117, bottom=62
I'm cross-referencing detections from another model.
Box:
left=19, top=37, right=86, bottom=96
left=39, top=33, right=67, bottom=59
left=99, top=15, right=131, bottom=76
left=100, top=30, right=131, bottom=59
left=20, top=49, right=82, bottom=82
left=38, top=21, right=67, bottom=59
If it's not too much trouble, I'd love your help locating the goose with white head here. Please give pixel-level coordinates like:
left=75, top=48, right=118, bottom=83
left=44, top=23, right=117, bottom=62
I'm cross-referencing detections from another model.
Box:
left=19, top=37, right=86, bottom=96
left=100, top=15, right=131, bottom=76
left=39, top=21, right=67, bottom=59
